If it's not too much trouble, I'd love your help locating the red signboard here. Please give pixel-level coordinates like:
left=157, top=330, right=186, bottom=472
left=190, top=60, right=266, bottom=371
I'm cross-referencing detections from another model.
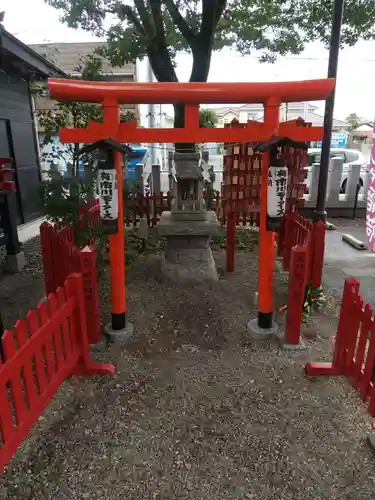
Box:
left=366, top=121, right=375, bottom=252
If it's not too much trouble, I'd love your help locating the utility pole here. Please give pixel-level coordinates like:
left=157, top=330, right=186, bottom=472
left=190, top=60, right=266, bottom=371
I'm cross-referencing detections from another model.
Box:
left=313, top=0, right=345, bottom=223
left=147, top=61, right=157, bottom=166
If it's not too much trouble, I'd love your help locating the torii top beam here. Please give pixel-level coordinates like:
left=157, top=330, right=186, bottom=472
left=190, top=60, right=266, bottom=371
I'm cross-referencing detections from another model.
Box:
left=48, top=79, right=335, bottom=105
left=48, top=78, right=335, bottom=144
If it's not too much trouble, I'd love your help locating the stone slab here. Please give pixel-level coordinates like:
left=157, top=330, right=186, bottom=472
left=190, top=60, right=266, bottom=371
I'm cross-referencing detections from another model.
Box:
left=161, top=246, right=219, bottom=282
left=174, top=152, right=202, bottom=178
left=4, top=252, right=26, bottom=273
left=158, top=211, right=220, bottom=237
left=171, top=210, right=208, bottom=222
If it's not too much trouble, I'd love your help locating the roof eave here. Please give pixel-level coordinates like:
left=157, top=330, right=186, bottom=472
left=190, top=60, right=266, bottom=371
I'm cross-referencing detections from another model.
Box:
left=0, top=27, right=69, bottom=78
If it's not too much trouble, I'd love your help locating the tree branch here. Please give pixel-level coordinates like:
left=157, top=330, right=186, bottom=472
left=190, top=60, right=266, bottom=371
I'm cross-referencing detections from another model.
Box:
left=201, top=0, right=227, bottom=41
left=148, top=0, right=164, bottom=38
left=148, top=48, right=178, bottom=82
left=188, top=0, right=227, bottom=83
left=134, top=0, right=155, bottom=38
left=164, top=0, right=197, bottom=44
left=117, top=4, right=146, bottom=37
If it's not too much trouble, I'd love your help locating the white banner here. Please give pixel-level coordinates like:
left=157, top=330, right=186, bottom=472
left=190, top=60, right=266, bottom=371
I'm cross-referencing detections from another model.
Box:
left=97, top=169, right=118, bottom=220
left=267, top=166, right=288, bottom=218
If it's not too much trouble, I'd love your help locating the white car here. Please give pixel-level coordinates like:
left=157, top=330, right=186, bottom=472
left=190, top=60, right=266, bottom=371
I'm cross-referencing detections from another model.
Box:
left=306, top=148, right=368, bottom=194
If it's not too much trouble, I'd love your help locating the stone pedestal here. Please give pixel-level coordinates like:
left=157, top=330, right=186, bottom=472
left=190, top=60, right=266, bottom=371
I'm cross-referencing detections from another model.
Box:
left=158, top=151, right=220, bottom=282
left=4, top=252, right=26, bottom=273
left=159, top=211, right=219, bottom=282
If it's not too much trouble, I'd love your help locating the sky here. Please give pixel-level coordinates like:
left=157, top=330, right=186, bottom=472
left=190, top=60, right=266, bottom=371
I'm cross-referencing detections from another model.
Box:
left=3, top=0, right=375, bottom=122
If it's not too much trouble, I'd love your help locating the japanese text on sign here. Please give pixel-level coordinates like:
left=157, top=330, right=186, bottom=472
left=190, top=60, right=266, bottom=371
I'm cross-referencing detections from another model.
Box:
left=267, top=166, right=288, bottom=218
left=97, top=169, right=118, bottom=221
left=366, top=121, right=375, bottom=252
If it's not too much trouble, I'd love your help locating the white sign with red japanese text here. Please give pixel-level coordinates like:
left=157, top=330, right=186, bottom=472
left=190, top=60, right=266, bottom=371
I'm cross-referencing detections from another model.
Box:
left=97, top=169, right=118, bottom=221
left=366, top=122, right=375, bottom=252
left=267, top=165, right=288, bottom=218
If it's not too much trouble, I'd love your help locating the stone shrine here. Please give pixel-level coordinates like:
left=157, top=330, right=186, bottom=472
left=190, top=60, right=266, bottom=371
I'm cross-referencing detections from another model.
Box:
left=158, top=151, right=219, bottom=281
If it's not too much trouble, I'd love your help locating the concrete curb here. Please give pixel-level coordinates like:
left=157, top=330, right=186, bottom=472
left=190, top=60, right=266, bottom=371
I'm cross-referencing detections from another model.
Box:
left=342, top=233, right=367, bottom=251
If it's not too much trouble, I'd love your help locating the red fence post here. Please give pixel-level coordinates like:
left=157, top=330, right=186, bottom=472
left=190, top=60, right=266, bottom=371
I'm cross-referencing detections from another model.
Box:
left=333, top=277, right=360, bottom=374
left=67, top=274, right=115, bottom=376
left=284, top=245, right=308, bottom=347
left=226, top=212, right=236, bottom=272
left=79, top=246, right=101, bottom=346
left=305, top=277, right=359, bottom=376
left=311, top=221, right=326, bottom=289
left=282, top=211, right=297, bottom=271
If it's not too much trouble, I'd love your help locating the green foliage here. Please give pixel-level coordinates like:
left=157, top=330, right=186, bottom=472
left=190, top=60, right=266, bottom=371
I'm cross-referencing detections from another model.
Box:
left=37, top=52, right=136, bottom=245
left=199, top=108, right=219, bottom=128
left=211, top=227, right=259, bottom=251
left=45, top=0, right=375, bottom=86
left=346, top=112, right=361, bottom=132
left=124, top=228, right=166, bottom=266
left=37, top=54, right=105, bottom=248
left=302, top=284, right=327, bottom=323
left=35, top=54, right=104, bottom=171
left=122, top=225, right=258, bottom=267
left=36, top=53, right=136, bottom=171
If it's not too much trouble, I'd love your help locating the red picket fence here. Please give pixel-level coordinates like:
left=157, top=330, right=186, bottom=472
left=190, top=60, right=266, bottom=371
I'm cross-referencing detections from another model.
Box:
left=0, top=273, right=115, bottom=472
left=123, top=191, right=222, bottom=227
left=305, top=277, right=375, bottom=417
left=124, top=191, right=172, bottom=228
left=279, top=212, right=326, bottom=346
left=278, top=211, right=325, bottom=287
left=40, top=223, right=100, bottom=345
left=54, top=199, right=101, bottom=244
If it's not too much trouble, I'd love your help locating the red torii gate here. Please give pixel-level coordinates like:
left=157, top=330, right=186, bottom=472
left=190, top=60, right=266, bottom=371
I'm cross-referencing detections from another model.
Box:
left=48, top=78, right=334, bottom=334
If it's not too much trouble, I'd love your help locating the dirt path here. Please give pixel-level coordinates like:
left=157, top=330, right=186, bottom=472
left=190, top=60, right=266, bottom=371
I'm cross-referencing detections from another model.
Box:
left=1, top=248, right=375, bottom=499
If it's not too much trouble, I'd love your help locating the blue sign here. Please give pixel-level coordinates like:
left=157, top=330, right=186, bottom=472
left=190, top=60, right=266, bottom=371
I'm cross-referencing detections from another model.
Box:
left=317, top=131, right=348, bottom=148
left=124, top=144, right=147, bottom=180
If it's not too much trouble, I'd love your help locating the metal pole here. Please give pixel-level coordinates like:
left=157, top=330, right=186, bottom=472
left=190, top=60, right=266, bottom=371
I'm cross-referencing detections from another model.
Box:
left=147, top=60, right=157, bottom=166
left=313, top=0, right=345, bottom=223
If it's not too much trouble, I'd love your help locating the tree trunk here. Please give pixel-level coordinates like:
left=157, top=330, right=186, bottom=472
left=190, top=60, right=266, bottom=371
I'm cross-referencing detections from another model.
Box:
left=174, top=104, right=196, bottom=153
left=148, top=40, right=212, bottom=154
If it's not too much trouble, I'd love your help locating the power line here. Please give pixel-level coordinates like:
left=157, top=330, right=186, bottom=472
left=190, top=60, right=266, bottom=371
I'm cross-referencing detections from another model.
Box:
left=177, top=50, right=375, bottom=64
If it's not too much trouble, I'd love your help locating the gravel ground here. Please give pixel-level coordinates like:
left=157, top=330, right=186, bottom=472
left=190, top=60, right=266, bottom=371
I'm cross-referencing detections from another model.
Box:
left=0, top=237, right=45, bottom=329
left=1, top=240, right=375, bottom=499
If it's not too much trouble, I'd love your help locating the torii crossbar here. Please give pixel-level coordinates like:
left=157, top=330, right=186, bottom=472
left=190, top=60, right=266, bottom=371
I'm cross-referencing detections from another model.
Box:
left=48, top=78, right=334, bottom=334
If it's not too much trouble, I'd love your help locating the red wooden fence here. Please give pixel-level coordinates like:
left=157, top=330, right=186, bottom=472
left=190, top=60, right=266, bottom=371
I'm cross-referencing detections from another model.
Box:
left=40, top=224, right=100, bottom=345
left=55, top=199, right=101, bottom=244
left=0, top=274, right=115, bottom=472
left=280, top=212, right=326, bottom=346
left=278, top=211, right=325, bottom=288
left=305, top=277, right=375, bottom=417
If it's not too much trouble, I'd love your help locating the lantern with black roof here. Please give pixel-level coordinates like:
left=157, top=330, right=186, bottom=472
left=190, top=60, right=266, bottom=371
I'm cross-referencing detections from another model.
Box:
left=79, top=139, right=133, bottom=235
left=254, top=136, right=308, bottom=233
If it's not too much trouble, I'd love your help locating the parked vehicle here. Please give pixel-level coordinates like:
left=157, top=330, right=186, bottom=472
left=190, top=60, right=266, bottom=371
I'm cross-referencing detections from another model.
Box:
left=305, top=148, right=368, bottom=194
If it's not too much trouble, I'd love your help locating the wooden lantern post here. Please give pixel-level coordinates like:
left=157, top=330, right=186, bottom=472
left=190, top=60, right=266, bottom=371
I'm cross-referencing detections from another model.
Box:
left=252, top=136, right=308, bottom=335
left=78, top=138, right=133, bottom=336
